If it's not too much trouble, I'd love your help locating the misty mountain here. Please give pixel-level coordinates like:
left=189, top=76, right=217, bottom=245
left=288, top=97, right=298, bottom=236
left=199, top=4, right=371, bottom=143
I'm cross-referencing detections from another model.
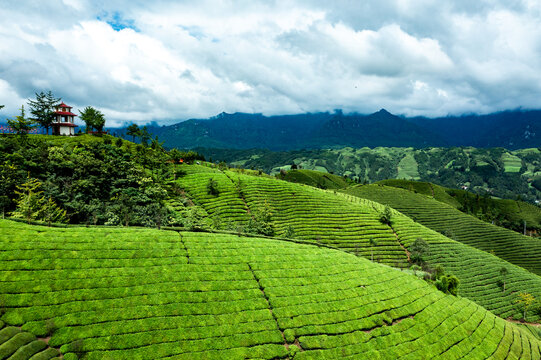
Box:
left=139, top=109, right=541, bottom=151
left=151, top=109, right=446, bottom=150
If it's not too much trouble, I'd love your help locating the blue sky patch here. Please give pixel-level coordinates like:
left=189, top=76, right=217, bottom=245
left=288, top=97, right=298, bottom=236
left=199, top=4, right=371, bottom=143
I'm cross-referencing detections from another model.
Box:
left=98, top=11, right=138, bottom=32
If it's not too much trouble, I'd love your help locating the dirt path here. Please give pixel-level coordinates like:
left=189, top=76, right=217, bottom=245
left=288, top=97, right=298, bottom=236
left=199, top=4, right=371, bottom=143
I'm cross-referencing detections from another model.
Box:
left=390, top=225, right=411, bottom=262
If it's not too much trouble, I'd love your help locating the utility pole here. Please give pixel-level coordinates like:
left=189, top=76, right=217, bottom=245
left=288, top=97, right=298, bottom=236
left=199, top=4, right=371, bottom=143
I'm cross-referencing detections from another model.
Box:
left=524, top=220, right=527, bottom=236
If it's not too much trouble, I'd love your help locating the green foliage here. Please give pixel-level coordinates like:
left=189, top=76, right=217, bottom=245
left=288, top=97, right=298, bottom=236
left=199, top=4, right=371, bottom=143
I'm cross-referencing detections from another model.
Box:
left=516, top=293, right=536, bottom=321
left=202, top=146, right=541, bottom=203
left=348, top=184, right=541, bottom=277
left=207, top=177, right=219, bottom=196
left=140, top=126, right=151, bottom=146
left=27, top=91, right=60, bottom=135
left=435, top=274, right=459, bottom=296
left=379, top=206, right=392, bottom=225
left=246, top=202, right=275, bottom=236
left=79, top=106, right=106, bottom=133
left=283, top=224, right=295, bottom=238
left=182, top=206, right=209, bottom=230
left=369, top=238, right=377, bottom=261
left=410, top=238, right=430, bottom=265
left=0, top=221, right=539, bottom=359
left=7, top=105, right=36, bottom=136
left=0, top=135, right=172, bottom=226
left=115, top=137, right=123, bottom=147
left=432, top=264, right=445, bottom=279
left=10, top=177, right=67, bottom=224
left=500, top=267, right=509, bottom=292
left=283, top=328, right=295, bottom=343
left=126, top=123, right=141, bottom=142
left=279, top=169, right=351, bottom=189
left=0, top=161, right=19, bottom=218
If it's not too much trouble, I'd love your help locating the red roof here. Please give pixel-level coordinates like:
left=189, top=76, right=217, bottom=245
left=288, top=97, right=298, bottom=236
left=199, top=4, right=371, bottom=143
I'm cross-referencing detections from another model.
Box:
left=58, top=102, right=71, bottom=108
left=53, top=111, right=77, bottom=116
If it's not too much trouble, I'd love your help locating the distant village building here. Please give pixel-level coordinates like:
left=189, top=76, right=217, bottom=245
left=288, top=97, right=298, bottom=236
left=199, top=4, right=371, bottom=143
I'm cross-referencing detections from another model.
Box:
left=52, top=102, right=78, bottom=136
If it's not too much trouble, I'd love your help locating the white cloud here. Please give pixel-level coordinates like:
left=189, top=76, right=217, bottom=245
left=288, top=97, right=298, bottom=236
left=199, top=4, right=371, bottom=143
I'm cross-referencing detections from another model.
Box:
left=1, top=0, right=541, bottom=124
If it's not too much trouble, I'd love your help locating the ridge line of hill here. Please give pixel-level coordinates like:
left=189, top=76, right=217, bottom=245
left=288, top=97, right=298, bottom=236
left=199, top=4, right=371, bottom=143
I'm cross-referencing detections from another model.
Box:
left=147, top=108, right=541, bottom=151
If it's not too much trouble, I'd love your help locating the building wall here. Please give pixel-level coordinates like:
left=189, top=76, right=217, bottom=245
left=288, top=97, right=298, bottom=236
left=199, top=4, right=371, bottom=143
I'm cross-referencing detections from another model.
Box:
left=59, top=126, right=74, bottom=136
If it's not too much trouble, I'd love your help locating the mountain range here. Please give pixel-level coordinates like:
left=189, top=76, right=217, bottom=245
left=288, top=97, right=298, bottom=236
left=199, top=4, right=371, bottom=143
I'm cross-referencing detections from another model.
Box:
left=147, top=109, right=541, bottom=151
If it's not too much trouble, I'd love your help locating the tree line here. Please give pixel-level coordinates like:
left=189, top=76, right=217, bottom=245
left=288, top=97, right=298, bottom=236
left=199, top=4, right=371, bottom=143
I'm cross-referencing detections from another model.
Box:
left=2, top=91, right=107, bottom=135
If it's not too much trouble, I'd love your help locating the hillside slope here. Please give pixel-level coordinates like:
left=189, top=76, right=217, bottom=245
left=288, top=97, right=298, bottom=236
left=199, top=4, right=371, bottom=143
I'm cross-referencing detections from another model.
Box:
left=172, top=164, right=541, bottom=322
left=276, top=169, right=351, bottom=189
left=345, top=184, right=541, bottom=277
left=1, top=220, right=540, bottom=359
left=378, top=179, right=541, bottom=233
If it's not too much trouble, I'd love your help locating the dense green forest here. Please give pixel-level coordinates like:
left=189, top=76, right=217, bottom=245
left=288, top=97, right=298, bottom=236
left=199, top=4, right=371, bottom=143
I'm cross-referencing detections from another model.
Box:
left=0, top=134, right=202, bottom=227
left=200, top=146, right=541, bottom=202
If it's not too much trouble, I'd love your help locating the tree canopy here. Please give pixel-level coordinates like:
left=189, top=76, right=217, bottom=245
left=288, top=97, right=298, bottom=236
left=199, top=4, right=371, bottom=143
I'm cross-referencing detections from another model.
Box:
left=27, top=91, right=60, bottom=135
left=7, top=105, right=36, bottom=136
left=126, top=124, right=141, bottom=142
left=80, top=106, right=106, bottom=133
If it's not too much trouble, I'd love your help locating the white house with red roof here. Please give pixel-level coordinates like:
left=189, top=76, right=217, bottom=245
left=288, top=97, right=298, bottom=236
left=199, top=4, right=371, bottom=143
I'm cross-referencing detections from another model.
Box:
left=52, top=102, right=78, bottom=136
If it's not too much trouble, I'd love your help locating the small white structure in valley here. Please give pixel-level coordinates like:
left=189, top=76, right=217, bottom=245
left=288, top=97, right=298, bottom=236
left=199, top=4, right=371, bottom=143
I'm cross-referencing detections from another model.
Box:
left=52, top=102, right=78, bottom=136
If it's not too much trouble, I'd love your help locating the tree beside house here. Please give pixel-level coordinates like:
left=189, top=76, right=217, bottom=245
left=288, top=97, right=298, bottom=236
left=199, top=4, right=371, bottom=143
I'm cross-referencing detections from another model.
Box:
left=3, top=91, right=109, bottom=136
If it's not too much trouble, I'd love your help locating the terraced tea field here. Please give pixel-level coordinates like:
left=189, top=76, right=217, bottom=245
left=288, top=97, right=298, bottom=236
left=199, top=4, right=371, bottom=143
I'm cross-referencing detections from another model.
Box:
left=0, top=321, right=59, bottom=359
left=346, top=184, right=541, bottom=276
left=1, top=220, right=540, bottom=359
left=176, top=166, right=409, bottom=268
left=337, top=192, right=541, bottom=322
left=173, top=165, right=541, bottom=322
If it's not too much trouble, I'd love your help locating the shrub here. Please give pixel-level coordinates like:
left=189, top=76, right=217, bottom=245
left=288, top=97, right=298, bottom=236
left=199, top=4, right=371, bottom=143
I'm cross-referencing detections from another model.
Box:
left=283, top=225, right=295, bottom=238
left=379, top=206, right=392, bottom=225
left=207, top=178, right=219, bottom=196
left=436, top=274, right=459, bottom=296
left=410, top=238, right=430, bottom=265
left=283, top=329, right=295, bottom=343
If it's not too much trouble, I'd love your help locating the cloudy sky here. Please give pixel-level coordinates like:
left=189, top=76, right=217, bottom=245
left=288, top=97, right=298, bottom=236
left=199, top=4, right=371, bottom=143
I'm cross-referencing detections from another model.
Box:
left=1, top=0, right=541, bottom=126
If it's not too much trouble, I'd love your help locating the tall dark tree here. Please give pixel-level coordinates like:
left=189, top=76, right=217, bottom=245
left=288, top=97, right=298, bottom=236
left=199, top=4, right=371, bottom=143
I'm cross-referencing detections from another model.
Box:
left=79, top=106, right=106, bottom=133
left=140, top=126, right=152, bottom=146
left=126, top=124, right=141, bottom=142
left=27, top=91, right=60, bottom=135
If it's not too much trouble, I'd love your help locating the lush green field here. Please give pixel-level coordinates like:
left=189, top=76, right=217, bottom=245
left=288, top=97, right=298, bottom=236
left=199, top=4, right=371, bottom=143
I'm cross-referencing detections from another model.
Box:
left=276, top=169, right=352, bottom=189
left=0, top=320, right=59, bottom=359
left=1, top=220, right=540, bottom=359
left=338, top=192, right=541, bottom=322
left=172, top=164, right=541, bottom=322
left=345, top=184, right=541, bottom=277
left=176, top=165, right=409, bottom=269
left=377, top=179, right=541, bottom=233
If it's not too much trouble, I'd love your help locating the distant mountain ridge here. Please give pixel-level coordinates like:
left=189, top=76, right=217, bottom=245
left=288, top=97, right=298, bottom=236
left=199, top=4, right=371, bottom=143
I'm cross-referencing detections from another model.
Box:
left=148, top=109, right=541, bottom=150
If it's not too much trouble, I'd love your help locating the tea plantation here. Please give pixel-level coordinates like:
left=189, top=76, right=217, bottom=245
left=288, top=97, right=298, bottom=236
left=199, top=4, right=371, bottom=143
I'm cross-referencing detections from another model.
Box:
left=345, top=184, right=541, bottom=276
left=174, top=164, right=541, bottom=322
left=1, top=220, right=540, bottom=359
left=176, top=166, right=408, bottom=268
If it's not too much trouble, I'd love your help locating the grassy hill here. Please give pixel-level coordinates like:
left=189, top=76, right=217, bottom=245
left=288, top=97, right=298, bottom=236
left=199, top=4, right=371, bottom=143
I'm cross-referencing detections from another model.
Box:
left=171, top=164, right=541, bottom=322
left=378, top=179, right=541, bottom=233
left=344, top=184, right=541, bottom=277
left=175, top=165, right=408, bottom=269
left=276, top=169, right=351, bottom=189
left=1, top=220, right=540, bottom=359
